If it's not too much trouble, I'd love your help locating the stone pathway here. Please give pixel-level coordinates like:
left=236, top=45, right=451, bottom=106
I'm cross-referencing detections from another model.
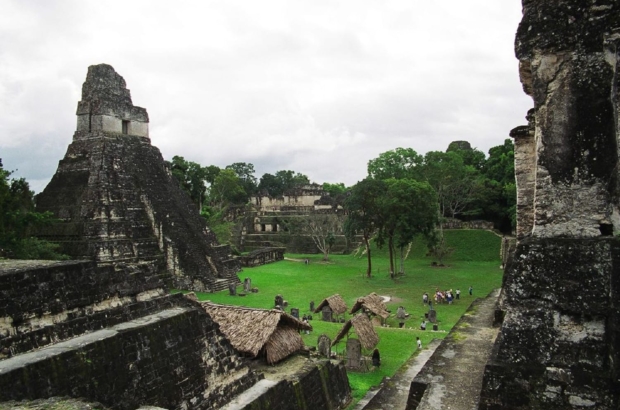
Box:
left=409, top=289, right=501, bottom=410
left=355, top=289, right=500, bottom=410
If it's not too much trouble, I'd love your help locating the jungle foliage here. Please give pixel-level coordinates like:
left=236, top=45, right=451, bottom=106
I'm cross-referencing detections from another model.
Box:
left=0, top=159, right=68, bottom=260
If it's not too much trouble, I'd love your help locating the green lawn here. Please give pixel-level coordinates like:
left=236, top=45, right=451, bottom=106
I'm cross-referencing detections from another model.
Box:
left=185, top=230, right=503, bottom=405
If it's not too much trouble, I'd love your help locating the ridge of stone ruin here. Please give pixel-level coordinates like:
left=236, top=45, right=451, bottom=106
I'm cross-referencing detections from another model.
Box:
left=479, top=2, right=620, bottom=409
left=35, top=63, right=240, bottom=292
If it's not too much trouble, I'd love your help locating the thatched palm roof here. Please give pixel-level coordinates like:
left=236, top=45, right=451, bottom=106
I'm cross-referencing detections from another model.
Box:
left=202, top=302, right=311, bottom=364
left=331, top=313, right=379, bottom=350
left=265, top=326, right=305, bottom=364
left=314, top=294, right=347, bottom=315
left=350, top=292, right=390, bottom=319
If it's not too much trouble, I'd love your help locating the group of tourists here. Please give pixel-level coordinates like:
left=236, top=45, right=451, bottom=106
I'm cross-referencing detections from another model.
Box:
left=422, top=286, right=473, bottom=307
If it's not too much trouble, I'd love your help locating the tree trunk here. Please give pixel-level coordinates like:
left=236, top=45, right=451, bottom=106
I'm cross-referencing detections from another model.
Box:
left=364, top=235, right=372, bottom=278
left=399, top=246, right=404, bottom=274
left=388, top=236, right=395, bottom=278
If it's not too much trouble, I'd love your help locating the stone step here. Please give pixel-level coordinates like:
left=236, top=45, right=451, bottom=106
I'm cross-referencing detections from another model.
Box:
left=1, top=293, right=181, bottom=358
left=220, top=379, right=279, bottom=410
left=0, top=307, right=188, bottom=377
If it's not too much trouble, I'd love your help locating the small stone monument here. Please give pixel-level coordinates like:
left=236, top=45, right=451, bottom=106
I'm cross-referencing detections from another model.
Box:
left=228, top=283, right=236, bottom=296
left=290, top=308, right=299, bottom=319
left=346, top=338, right=362, bottom=369
left=428, top=310, right=437, bottom=323
left=321, top=306, right=333, bottom=322
left=275, top=294, right=284, bottom=308
left=396, top=306, right=407, bottom=327
left=243, top=278, right=251, bottom=293
left=317, top=334, right=331, bottom=358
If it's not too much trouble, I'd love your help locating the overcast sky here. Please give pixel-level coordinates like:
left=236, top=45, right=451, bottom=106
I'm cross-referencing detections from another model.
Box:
left=0, top=0, right=532, bottom=193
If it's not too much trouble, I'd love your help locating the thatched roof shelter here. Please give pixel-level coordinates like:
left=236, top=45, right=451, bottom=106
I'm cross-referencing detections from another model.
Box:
left=202, top=302, right=312, bottom=364
left=331, top=313, right=379, bottom=350
left=350, top=292, right=390, bottom=319
left=314, top=294, right=347, bottom=315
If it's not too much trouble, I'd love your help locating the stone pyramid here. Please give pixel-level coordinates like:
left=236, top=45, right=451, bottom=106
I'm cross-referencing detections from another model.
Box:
left=36, top=64, right=240, bottom=292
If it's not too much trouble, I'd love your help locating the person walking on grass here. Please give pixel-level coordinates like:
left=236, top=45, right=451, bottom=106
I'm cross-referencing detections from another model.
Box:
left=469, top=285, right=473, bottom=296
left=416, top=337, right=422, bottom=349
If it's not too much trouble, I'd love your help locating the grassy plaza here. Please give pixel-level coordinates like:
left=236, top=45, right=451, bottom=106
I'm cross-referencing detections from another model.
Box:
left=188, top=230, right=504, bottom=404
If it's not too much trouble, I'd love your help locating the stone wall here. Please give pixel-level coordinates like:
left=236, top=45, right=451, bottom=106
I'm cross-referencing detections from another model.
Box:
left=239, top=247, right=285, bottom=268
left=480, top=2, right=620, bottom=408
left=226, top=360, right=351, bottom=410
left=512, top=2, right=620, bottom=238
left=0, top=305, right=261, bottom=410
left=250, top=185, right=326, bottom=211
left=509, top=110, right=536, bottom=240
left=441, top=219, right=495, bottom=230
left=480, top=238, right=619, bottom=408
left=0, top=260, right=166, bottom=357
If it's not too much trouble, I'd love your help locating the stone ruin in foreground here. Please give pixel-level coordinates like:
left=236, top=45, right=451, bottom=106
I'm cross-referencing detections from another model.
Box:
left=479, top=2, right=620, bottom=409
left=0, top=64, right=351, bottom=410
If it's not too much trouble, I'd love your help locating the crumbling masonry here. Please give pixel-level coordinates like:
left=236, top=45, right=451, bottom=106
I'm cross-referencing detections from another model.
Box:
left=480, top=2, right=620, bottom=409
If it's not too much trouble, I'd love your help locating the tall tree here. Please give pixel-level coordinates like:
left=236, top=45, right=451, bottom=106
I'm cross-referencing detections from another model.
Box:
left=321, top=182, right=347, bottom=210
left=375, top=178, right=438, bottom=276
left=169, top=156, right=209, bottom=210
left=447, top=142, right=486, bottom=171
left=344, top=178, right=385, bottom=277
left=295, top=213, right=343, bottom=261
left=258, top=170, right=310, bottom=198
left=322, top=182, right=346, bottom=197
left=204, top=165, right=221, bottom=185
left=209, top=169, right=247, bottom=210
left=257, top=173, right=281, bottom=198
left=420, top=151, right=478, bottom=220
left=484, top=139, right=515, bottom=185
left=470, top=139, right=516, bottom=232
left=367, top=148, right=423, bottom=180
left=226, top=162, right=257, bottom=200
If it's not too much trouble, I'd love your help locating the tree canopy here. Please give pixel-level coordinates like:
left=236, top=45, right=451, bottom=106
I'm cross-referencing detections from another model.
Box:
left=258, top=170, right=310, bottom=198
left=375, top=178, right=438, bottom=276
left=344, top=178, right=386, bottom=277
left=367, top=147, right=423, bottom=180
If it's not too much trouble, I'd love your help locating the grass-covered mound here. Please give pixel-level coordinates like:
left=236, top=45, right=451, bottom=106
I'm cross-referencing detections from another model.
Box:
left=186, top=229, right=503, bottom=405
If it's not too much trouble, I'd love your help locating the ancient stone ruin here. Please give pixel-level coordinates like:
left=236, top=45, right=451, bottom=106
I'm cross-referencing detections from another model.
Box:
left=36, top=64, right=239, bottom=293
left=0, top=64, right=352, bottom=410
left=0, top=260, right=262, bottom=409
left=480, top=2, right=620, bottom=409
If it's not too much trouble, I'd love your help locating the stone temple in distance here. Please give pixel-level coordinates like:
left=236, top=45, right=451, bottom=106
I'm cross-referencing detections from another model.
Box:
left=36, top=64, right=240, bottom=293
